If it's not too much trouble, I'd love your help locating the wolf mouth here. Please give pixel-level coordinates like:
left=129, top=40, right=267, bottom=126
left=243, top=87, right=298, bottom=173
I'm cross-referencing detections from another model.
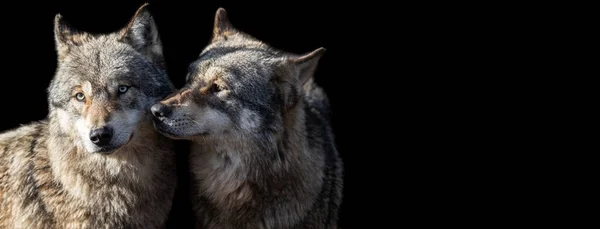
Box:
left=95, top=133, right=134, bottom=154
left=97, top=146, right=119, bottom=154
left=152, top=119, right=181, bottom=138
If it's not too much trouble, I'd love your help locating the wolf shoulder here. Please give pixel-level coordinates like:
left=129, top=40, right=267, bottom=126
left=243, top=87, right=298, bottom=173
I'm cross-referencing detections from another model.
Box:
left=0, top=121, right=48, bottom=155
left=0, top=121, right=49, bottom=226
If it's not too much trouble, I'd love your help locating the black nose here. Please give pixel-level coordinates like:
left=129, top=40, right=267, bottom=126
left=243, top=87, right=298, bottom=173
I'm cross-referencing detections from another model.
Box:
left=151, top=103, right=172, bottom=119
left=89, top=126, right=113, bottom=146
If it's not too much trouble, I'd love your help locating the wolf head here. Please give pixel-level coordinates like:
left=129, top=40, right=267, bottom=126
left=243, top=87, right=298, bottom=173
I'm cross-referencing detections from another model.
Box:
left=151, top=8, right=324, bottom=140
left=48, top=4, right=174, bottom=154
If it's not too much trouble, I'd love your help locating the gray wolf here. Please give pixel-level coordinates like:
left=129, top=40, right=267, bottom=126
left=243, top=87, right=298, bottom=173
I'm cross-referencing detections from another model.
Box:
left=151, top=8, right=343, bottom=229
left=0, top=4, right=177, bottom=228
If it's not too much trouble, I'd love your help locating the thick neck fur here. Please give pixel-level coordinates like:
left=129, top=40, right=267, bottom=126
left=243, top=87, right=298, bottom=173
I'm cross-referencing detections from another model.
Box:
left=191, top=101, right=324, bottom=228
left=46, top=111, right=171, bottom=203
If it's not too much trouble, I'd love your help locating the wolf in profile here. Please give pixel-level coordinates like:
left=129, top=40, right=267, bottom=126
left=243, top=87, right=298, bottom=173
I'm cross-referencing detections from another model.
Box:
left=0, top=4, right=177, bottom=228
left=151, top=8, right=343, bottom=229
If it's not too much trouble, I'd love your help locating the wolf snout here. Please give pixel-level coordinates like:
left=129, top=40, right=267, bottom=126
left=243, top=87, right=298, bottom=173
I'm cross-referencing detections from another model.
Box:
left=89, top=126, right=113, bottom=147
left=151, top=103, right=172, bottom=120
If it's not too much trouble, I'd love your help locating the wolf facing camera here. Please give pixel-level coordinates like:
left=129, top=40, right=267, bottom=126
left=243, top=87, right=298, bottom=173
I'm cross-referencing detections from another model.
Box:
left=0, top=4, right=177, bottom=228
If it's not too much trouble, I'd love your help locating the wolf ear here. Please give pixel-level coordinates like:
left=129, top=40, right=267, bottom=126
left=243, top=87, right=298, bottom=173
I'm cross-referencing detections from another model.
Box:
left=118, top=3, right=164, bottom=66
left=54, top=14, right=85, bottom=60
left=211, top=8, right=236, bottom=42
left=275, top=48, right=326, bottom=109
left=288, top=47, right=326, bottom=86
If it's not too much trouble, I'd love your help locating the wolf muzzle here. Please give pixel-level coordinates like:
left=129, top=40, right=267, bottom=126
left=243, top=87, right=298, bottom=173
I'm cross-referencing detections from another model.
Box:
left=89, top=126, right=113, bottom=147
left=151, top=103, right=172, bottom=120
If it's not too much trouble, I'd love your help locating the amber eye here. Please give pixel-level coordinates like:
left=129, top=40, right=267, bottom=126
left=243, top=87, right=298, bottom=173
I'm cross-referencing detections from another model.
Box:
left=75, top=93, right=85, bottom=101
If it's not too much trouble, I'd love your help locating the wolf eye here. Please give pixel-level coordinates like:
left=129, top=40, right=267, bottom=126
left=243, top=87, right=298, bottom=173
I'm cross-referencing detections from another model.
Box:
left=210, top=83, right=222, bottom=94
left=118, top=85, right=129, bottom=94
left=75, top=93, right=85, bottom=101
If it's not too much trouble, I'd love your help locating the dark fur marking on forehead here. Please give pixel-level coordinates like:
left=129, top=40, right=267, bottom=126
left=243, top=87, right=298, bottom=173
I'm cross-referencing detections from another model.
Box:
left=214, top=66, right=243, bottom=85
left=198, top=46, right=280, bottom=63
left=187, top=46, right=281, bottom=87
left=95, top=51, right=101, bottom=75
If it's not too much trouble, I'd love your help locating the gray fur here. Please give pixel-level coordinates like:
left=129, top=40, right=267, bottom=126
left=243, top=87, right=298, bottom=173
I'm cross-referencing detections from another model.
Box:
left=152, top=8, right=343, bottom=229
left=0, top=4, right=177, bottom=228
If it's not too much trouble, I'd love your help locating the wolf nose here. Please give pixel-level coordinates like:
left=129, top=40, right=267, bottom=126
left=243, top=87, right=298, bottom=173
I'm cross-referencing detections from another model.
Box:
left=151, top=103, right=171, bottom=119
left=89, top=126, right=113, bottom=146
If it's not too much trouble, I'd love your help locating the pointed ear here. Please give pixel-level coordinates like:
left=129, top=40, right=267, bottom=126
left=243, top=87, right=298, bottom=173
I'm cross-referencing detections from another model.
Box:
left=274, top=48, right=326, bottom=110
left=211, top=8, right=236, bottom=42
left=289, top=47, right=326, bottom=86
left=119, top=3, right=164, bottom=66
left=54, top=14, right=85, bottom=61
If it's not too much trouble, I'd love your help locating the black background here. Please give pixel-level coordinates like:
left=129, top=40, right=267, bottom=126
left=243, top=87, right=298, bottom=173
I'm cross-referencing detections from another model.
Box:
left=0, top=0, right=401, bottom=228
